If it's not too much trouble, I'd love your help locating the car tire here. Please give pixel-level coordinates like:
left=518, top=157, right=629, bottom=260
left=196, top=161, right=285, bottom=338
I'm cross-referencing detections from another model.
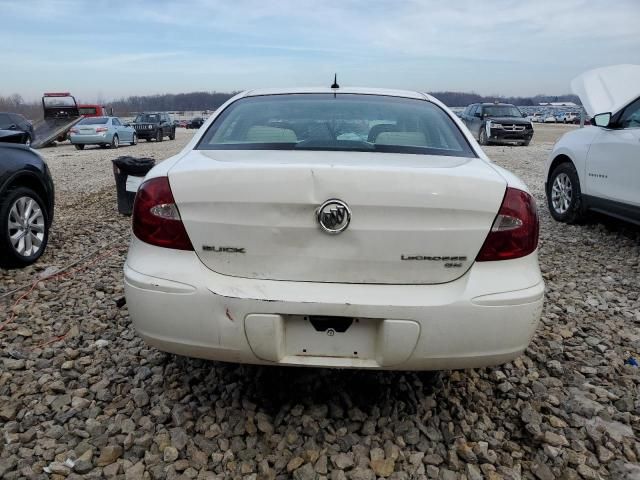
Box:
left=156, top=130, right=163, bottom=142
left=0, top=186, right=49, bottom=268
left=169, top=128, right=176, bottom=140
left=74, top=144, right=85, bottom=150
left=131, top=133, right=138, bottom=146
left=478, top=127, right=489, bottom=146
left=547, top=162, right=585, bottom=224
left=145, top=138, right=151, bottom=142
left=522, top=139, right=531, bottom=147
left=110, top=135, right=119, bottom=149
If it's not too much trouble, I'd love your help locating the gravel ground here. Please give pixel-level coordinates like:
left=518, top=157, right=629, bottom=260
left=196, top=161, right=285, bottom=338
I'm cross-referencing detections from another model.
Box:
left=1, top=124, right=639, bottom=480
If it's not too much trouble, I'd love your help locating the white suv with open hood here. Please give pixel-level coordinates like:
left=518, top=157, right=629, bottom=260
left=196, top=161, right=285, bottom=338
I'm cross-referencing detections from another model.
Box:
left=124, top=87, right=543, bottom=370
left=546, top=64, right=640, bottom=225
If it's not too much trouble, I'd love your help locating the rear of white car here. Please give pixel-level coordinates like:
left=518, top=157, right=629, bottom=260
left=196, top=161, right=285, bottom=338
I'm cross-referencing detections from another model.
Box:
left=124, top=88, right=543, bottom=370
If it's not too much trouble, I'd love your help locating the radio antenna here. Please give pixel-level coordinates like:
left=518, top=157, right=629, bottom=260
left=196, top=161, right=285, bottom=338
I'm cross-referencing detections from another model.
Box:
left=330, top=74, right=339, bottom=89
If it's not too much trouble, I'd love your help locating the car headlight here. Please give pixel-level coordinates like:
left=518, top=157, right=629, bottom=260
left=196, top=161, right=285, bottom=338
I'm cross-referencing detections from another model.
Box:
left=489, top=122, right=503, bottom=129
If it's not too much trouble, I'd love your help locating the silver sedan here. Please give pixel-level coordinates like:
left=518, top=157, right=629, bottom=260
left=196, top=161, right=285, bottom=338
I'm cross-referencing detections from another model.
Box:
left=69, top=116, right=137, bottom=150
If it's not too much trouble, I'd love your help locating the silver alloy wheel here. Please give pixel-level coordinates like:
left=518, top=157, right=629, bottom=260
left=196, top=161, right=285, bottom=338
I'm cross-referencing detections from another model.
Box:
left=113, top=135, right=119, bottom=148
left=132, top=133, right=137, bottom=145
left=551, top=172, right=573, bottom=214
left=25, top=136, right=31, bottom=147
left=8, top=196, right=45, bottom=257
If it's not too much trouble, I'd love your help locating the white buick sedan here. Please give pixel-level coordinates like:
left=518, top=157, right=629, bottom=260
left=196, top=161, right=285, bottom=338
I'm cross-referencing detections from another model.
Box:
left=124, top=87, right=543, bottom=370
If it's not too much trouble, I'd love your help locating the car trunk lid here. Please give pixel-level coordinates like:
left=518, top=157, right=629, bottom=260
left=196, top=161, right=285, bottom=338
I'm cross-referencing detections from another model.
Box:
left=168, top=150, right=507, bottom=284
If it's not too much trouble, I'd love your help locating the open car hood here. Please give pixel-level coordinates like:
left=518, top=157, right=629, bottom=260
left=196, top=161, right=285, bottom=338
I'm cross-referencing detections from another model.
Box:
left=571, top=64, right=640, bottom=116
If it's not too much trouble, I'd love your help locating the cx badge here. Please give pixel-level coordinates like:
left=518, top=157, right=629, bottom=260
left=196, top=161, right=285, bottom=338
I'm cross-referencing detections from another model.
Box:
left=316, top=199, right=351, bottom=234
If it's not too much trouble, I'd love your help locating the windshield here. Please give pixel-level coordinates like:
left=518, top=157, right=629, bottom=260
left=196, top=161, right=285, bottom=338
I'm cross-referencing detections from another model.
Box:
left=198, top=94, right=474, bottom=157
left=43, top=96, right=76, bottom=108
left=78, top=117, right=109, bottom=125
left=482, top=106, right=522, bottom=117
left=135, top=114, right=160, bottom=123
left=79, top=107, right=98, bottom=115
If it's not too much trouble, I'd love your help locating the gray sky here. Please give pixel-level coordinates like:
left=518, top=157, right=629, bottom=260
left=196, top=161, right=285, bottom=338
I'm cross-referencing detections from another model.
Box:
left=1, top=0, right=639, bottom=101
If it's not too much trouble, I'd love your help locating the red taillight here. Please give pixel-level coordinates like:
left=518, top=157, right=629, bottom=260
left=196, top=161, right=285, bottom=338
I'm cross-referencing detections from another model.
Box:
left=70, top=128, right=79, bottom=134
left=132, top=177, right=194, bottom=251
left=476, top=187, right=539, bottom=262
left=96, top=127, right=108, bottom=132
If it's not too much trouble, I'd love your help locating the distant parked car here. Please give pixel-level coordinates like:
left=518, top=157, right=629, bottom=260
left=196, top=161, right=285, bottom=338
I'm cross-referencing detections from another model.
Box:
left=546, top=64, right=640, bottom=226
left=132, top=112, right=176, bottom=142
left=562, top=112, right=580, bottom=124
left=460, top=103, right=534, bottom=146
left=0, top=142, right=55, bottom=268
left=543, top=115, right=556, bottom=123
left=530, top=113, right=544, bottom=123
left=178, top=120, right=188, bottom=128
left=69, top=116, right=137, bottom=150
left=0, top=113, right=35, bottom=147
left=186, top=117, right=204, bottom=129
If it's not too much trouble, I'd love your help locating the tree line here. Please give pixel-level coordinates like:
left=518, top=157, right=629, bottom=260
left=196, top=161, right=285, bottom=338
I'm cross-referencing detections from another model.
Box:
left=1, top=91, right=580, bottom=120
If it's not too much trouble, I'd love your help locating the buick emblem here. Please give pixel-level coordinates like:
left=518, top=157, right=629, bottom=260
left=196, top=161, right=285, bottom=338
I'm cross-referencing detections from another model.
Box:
left=316, top=199, right=351, bottom=234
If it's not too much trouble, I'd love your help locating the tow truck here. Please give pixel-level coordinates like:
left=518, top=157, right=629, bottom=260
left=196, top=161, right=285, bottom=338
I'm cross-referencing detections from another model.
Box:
left=31, top=92, right=83, bottom=148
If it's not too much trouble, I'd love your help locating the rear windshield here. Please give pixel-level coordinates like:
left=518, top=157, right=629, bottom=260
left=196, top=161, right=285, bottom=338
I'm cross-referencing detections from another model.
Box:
left=197, top=94, right=475, bottom=157
left=78, top=117, right=109, bottom=125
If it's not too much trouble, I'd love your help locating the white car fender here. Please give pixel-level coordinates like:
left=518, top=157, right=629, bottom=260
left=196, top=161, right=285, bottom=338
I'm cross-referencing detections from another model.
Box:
left=546, top=128, right=600, bottom=191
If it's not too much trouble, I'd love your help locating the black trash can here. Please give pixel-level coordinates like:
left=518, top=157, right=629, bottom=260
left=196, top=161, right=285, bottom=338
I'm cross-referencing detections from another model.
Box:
left=112, top=156, right=156, bottom=215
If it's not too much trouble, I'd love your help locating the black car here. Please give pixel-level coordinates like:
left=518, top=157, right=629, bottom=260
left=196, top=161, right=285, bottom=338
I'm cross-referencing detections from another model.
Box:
left=186, top=117, right=204, bottom=129
left=0, top=112, right=35, bottom=147
left=131, top=112, right=176, bottom=142
left=460, top=103, right=534, bottom=146
left=0, top=139, right=54, bottom=268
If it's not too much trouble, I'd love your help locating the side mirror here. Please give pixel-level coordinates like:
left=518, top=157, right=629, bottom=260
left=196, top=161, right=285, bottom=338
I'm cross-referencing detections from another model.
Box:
left=474, top=112, right=482, bottom=118
left=522, top=113, right=528, bottom=118
left=593, top=112, right=612, bottom=128
left=124, top=123, right=131, bottom=127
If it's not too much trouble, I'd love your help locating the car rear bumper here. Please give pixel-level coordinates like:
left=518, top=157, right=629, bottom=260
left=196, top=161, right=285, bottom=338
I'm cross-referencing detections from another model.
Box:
left=124, top=237, right=544, bottom=370
left=70, top=133, right=112, bottom=144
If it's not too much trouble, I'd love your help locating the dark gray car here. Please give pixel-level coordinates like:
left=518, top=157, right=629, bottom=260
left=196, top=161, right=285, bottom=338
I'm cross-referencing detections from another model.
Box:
left=0, top=141, right=54, bottom=267
left=131, top=112, right=176, bottom=142
left=0, top=112, right=35, bottom=146
left=461, top=103, right=534, bottom=146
